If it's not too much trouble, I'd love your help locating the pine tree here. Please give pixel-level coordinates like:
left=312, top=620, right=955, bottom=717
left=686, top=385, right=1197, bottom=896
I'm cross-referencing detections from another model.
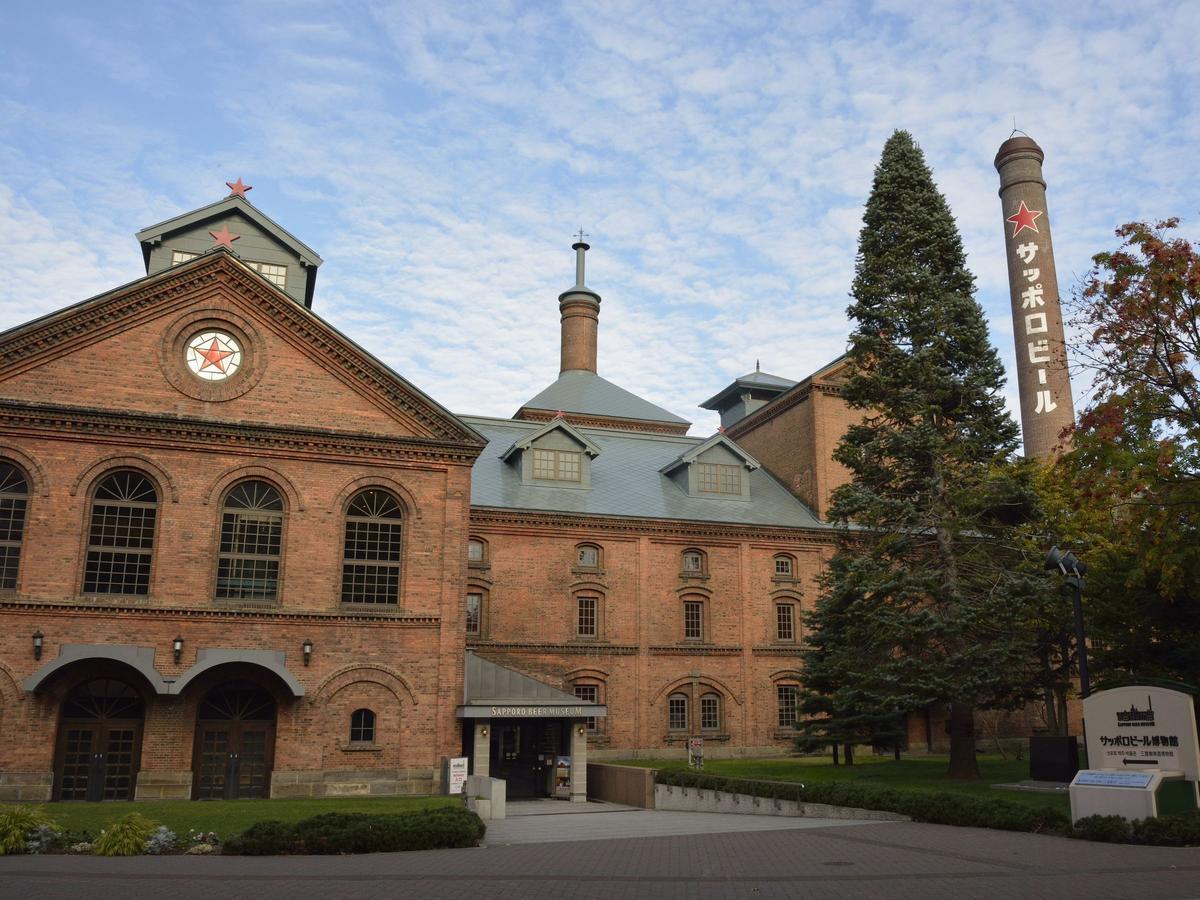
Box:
left=802, top=130, right=1042, bottom=779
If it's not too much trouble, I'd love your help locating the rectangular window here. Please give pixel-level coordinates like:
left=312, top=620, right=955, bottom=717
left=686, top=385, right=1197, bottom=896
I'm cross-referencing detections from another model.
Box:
left=668, top=695, right=688, bottom=731
left=777, top=684, right=799, bottom=728
left=532, top=448, right=581, bottom=482
left=776, top=603, right=795, bottom=642
left=171, top=250, right=198, bottom=265
left=701, top=695, right=720, bottom=731
left=574, top=684, right=598, bottom=732
left=683, top=600, right=703, bottom=641
left=247, top=260, right=287, bottom=289
left=577, top=595, right=597, bottom=637
left=696, top=463, right=741, bottom=494
left=775, top=556, right=793, bottom=576
left=466, top=592, right=482, bottom=636
left=215, top=511, right=281, bottom=601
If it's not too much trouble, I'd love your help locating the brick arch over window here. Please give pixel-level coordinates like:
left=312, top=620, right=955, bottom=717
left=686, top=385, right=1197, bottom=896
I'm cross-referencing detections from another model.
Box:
left=563, top=666, right=610, bottom=683
left=70, top=455, right=178, bottom=503
left=0, top=445, right=49, bottom=497
left=332, top=475, right=420, bottom=522
left=204, top=465, right=303, bottom=512
left=314, top=664, right=418, bottom=707
left=651, top=673, right=744, bottom=707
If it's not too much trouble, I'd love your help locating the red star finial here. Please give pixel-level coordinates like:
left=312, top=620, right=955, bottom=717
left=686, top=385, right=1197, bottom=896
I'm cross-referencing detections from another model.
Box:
left=555, top=410, right=565, bottom=418
left=226, top=178, right=252, bottom=199
left=1006, top=201, right=1043, bottom=237
left=196, top=338, right=234, bottom=373
left=209, top=225, right=240, bottom=250
left=717, top=425, right=726, bottom=434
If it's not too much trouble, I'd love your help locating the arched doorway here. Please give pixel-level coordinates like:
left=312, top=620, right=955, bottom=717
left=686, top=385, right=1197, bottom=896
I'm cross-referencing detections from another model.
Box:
left=192, top=680, right=276, bottom=800
left=53, top=678, right=145, bottom=801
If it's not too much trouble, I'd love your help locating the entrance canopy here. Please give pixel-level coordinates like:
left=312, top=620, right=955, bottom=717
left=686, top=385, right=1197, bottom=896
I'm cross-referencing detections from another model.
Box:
left=23, top=644, right=171, bottom=695
left=456, top=652, right=607, bottom=719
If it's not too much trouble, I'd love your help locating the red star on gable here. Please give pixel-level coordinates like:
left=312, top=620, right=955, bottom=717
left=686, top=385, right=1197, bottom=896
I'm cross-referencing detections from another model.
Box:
left=209, top=225, right=240, bottom=249
left=1007, top=201, right=1043, bottom=237
left=226, top=178, right=252, bottom=199
left=196, top=338, right=234, bottom=373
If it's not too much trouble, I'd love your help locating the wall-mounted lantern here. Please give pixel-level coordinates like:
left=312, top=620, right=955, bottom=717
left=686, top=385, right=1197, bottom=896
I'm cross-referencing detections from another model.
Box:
left=173, top=635, right=184, bottom=664
left=32, top=630, right=43, bottom=661
left=302, top=638, right=313, bottom=666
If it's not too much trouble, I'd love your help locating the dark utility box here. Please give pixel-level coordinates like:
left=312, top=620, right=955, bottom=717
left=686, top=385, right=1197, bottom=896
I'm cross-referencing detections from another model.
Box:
left=1029, top=735, right=1080, bottom=782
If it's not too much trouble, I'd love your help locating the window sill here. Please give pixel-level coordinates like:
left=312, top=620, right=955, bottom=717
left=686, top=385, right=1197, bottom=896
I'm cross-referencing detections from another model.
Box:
left=213, top=598, right=281, bottom=609
left=340, top=743, right=382, bottom=753
left=571, top=567, right=605, bottom=578
left=468, top=561, right=491, bottom=571
left=772, top=729, right=798, bottom=740
left=772, top=575, right=802, bottom=585
left=678, top=572, right=710, bottom=581
left=338, top=602, right=401, bottom=613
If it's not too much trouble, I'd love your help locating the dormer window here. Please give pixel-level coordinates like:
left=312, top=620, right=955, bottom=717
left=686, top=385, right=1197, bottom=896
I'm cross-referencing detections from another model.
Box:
left=247, top=260, right=287, bottom=289
left=696, top=462, right=741, bottom=495
left=533, top=448, right=581, bottom=482
left=171, top=250, right=198, bottom=266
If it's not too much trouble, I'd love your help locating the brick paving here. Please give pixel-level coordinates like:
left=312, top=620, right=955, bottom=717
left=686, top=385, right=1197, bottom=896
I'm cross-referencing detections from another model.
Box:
left=2, top=820, right=1198, bottom=900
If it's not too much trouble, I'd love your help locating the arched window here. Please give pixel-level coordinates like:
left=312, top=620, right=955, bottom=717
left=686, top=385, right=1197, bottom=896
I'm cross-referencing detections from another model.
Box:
left=349, top=708, right=376, bottom=743
left=773, top=554, right=795, bottom=577
left=467, top=537, right=488, bottom=566
left=216, top=480, right=283, bottom=601
left=573, top=683, right=602, bottom=733
left=667, top=692, right=689, bottom=732
left=341, top=489, right=403, bottom=605
left=700, top=692, right=722, bottom=732
left=681, top=548, right=706, bottom=575
left=576, top=542, right=602, bottom=570
left=0, top=461, right=29, bottom=591
left=776, top=682, right=800, bottom=728
left=775, top=602, right=797, bottom=642
left=466, top=588, right=485, bottom=638
left=84, top=470, right=157, bottom=595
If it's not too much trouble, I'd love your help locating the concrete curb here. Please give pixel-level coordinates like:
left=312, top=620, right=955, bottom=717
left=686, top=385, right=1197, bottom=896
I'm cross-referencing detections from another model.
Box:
left=655, top=784, right=910, bottom=821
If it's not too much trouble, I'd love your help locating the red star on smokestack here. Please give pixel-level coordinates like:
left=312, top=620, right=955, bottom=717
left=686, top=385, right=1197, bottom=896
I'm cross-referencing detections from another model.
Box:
left=209, top=225, right=240, bottom=250
left=226, top=178, right=252, bottom=199
left=1006, top=201, right=1043, bottom=237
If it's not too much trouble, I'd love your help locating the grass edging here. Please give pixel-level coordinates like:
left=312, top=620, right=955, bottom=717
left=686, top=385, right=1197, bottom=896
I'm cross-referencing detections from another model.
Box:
left=653, top=770, right=1200, bottom=845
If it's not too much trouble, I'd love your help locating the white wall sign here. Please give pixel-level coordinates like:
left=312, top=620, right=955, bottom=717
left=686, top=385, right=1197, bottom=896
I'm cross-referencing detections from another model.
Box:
left=1083, top=686, right=1199, bottom=781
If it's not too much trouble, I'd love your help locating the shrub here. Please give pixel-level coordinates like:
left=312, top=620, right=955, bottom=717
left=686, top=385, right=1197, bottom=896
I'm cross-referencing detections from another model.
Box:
left=144, top=826, right=179, bottom=855
left=223, top=820, right=293, bottom=856
left=1072, top=814, right=1133, bottom=843
left=227, top=807, right=485, bottom=856
left=1131, top=810, right=1200, bottom=847
left=93, top=813, right=159, bottom=857
left=0, top=805, right=56, bottom=855
left=25, top=823, right=60, bottom=854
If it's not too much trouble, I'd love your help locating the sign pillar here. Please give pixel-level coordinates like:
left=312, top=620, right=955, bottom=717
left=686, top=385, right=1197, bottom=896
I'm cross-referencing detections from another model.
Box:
left=994, top=135, right=1076, bottom=458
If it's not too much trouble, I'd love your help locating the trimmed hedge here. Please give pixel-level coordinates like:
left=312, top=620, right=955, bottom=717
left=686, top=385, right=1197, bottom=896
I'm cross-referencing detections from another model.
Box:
left=224, top=807, right=486, bottom=855
left=654, top=769, right=1070, bottom=835
left=656, top=770, right=1200, bottom=845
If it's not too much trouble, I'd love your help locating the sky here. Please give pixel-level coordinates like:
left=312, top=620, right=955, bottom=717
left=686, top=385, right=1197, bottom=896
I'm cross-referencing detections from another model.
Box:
left=1, top=1, right=1198, bottom=436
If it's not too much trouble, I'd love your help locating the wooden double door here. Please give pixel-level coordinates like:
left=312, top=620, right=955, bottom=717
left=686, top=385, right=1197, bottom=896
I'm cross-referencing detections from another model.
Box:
left=54, top=679, right=144, bottom=802
left=192, top=682, right=276, bottom=800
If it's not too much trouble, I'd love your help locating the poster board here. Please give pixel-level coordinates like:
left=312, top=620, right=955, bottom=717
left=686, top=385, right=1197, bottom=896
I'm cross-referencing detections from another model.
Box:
left=446, top=756, right=469, bottom=795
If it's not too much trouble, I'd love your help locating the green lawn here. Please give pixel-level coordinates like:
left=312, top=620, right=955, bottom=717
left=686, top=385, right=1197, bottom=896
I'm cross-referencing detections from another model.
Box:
left=613, top=753, right=1070, bottom=813
left=29, top=795, right=457, bottom=839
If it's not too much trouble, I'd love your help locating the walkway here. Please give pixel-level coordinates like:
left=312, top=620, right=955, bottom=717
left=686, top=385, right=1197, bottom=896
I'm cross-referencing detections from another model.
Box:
left=4, top=817, right=1199, bottom=899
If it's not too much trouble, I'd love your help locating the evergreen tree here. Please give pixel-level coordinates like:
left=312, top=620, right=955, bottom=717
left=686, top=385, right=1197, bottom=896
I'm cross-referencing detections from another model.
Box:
left=802, top=130, right=1042, bottom=779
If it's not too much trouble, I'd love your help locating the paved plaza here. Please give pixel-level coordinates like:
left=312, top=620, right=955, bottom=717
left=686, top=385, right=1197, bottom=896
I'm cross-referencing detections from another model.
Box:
left=2, top=809, right=1199, bottom=900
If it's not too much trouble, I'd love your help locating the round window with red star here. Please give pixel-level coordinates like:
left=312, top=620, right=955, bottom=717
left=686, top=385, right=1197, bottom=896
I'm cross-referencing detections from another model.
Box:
left=185, top=331, right=242, bottom=381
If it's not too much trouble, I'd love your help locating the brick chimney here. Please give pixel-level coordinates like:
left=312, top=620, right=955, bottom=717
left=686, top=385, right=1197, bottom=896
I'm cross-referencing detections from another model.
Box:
left=558, top=238, right=601, bottom=373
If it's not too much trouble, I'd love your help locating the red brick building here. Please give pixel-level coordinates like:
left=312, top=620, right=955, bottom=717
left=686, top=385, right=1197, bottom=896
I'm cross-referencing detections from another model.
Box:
left=0, top=190, right=912, bottom=805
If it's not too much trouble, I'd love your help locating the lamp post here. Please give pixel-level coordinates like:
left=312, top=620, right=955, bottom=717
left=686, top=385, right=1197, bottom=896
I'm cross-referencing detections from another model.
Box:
left=1046, top=546, right=1090, bottom=698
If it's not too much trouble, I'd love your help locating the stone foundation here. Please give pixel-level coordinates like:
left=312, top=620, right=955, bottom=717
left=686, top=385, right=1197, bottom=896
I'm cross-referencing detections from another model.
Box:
left=134, top=771, right=192, bottom=800
left=270, top=768, right=439, bottom=798
left=655, top=784, right=909, bottom=821
left=0, top=771, right=52, bottom=802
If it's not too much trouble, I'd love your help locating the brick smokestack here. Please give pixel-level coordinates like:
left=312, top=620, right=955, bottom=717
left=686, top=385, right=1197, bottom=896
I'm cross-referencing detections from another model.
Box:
left=559, top=239, right=601, bottom=373
left=994, top=135, right=1075, bottom=458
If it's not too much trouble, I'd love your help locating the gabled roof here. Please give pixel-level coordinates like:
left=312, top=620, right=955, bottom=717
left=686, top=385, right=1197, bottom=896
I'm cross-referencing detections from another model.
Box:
left=517, top=370, right=690, bottom=426
left=135, top=196, right=324, bottom=269
left=659, top=433, right=761, bottom=476
left=498, top=416, right=601, bottom=462
left=457, top=652, right=609, bottom=718
left=700, top=368, right=797, bottom=411
left=0, top=250, right=485, bottom=449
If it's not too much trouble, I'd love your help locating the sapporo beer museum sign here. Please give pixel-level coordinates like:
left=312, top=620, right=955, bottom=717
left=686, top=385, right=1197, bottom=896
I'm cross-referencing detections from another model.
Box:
left=1083, top=686, right=1200, bottom=780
